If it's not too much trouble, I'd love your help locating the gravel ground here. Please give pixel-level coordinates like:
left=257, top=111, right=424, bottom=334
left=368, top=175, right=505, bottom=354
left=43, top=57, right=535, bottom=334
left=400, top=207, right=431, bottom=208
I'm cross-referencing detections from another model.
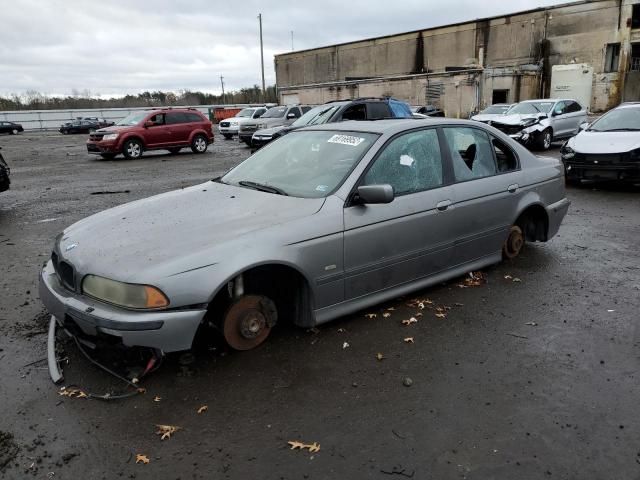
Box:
left=0, top=131, right=639, bottom=479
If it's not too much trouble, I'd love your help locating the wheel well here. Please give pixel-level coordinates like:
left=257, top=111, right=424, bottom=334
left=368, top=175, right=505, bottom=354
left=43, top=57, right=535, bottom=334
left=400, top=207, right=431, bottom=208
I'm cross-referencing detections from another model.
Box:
left=206, top=264, right=314, bottom=328
left=515, top=204, right=548, bottom=242
left=121, top=135, right=145, bottom=149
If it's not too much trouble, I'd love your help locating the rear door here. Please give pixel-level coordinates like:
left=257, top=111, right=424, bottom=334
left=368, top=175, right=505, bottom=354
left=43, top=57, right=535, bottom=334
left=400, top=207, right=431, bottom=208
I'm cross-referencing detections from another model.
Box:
left=166, top=112, right=190, bottom=144
left=441, top=126, right=522, bottom=263
left=563, top=101, right=586, bottom=135
left=343, top=127, right=455, bottom=299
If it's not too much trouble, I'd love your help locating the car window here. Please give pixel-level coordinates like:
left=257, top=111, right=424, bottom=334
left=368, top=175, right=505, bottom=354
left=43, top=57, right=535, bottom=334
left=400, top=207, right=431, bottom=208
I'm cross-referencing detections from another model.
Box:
left=341, top=104, right=367, bottom=121
left=565, top=101, right=582, bottom=113
left=442, top=127, right=496, bottom=182
left=166, top=112, right=187, bottom=124
left=186, top=112, right=203, bottom=122
left=262, top=107, right=287, bottom=118
left=367, top=102, right=392, bottom=120
left=301, top=106, right=312, bottom=114
left=254, top=108, right=267, bottom=118
left=364, top=129, right=443, bottom=196
left=492, top=137, right=519, bottom=173
left=553, top=101, right=566, bottom=116
left=148, top=113, right=165, bottom=126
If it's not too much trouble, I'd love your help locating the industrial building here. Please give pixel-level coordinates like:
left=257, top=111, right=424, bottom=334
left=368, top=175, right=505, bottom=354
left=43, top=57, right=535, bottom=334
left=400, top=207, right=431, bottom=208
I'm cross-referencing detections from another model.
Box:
left=274, top=0, right=640, bottom=116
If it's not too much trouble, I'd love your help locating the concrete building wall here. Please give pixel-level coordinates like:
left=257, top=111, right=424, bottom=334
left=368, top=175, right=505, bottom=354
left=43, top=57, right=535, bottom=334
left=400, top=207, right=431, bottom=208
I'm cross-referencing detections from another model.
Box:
left=275, top=0, right=640, bottom=115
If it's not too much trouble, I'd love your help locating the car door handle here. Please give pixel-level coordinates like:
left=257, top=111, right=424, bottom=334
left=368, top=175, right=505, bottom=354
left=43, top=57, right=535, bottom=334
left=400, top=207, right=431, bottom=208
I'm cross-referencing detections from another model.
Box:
left=507, top=184, right=519, bottom=193
left=436, top=200, right=452, bottom=211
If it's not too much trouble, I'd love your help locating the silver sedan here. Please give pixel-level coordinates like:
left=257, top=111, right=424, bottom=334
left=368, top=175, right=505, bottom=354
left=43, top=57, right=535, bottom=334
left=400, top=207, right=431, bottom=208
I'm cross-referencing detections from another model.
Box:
left=40, top=119, right=570, bottom=364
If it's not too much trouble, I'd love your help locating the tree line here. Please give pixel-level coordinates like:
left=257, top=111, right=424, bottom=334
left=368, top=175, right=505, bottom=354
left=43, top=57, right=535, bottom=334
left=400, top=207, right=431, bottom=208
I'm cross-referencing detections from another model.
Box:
left=0, top=85, right=278, bottom=111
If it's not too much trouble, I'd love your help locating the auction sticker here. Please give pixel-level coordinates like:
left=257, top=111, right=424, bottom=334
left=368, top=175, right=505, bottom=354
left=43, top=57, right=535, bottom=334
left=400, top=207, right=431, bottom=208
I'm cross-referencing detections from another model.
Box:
left=327, top=134, right=365, bottom=147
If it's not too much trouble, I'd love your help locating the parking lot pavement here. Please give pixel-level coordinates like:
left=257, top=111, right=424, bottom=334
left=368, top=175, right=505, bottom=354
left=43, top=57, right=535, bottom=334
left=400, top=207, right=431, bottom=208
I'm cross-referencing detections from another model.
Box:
left=1, top=132, right=639, bottom=479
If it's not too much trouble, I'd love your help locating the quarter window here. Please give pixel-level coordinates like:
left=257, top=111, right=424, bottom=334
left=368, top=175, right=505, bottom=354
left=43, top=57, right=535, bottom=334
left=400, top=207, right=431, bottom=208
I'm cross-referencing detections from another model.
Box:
left=442, top=127, right=496, bottom=181
left=166, top=112, right=187, bottom=124
left=492, top=137, right=519, bottom=173
left=367, top=102, right=392, bottom=120
left=565, top=101, right=582, bottom=113
left=364, top=129, right=443, bottom=196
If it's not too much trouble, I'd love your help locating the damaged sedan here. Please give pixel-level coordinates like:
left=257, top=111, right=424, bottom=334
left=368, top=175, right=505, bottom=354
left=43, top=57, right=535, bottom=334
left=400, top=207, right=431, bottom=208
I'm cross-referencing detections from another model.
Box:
left=488, top=99, right=586, bottom=150
left=40, top=119, right=570, bottom=376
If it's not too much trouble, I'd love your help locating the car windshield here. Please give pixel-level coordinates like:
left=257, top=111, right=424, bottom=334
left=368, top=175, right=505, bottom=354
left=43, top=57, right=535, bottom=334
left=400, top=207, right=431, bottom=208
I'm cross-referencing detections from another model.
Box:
left=236, top=108, right=255, bottom=118
left=116, top=111, right=148, bottom=126
left=291, top=105, right=341, bottom=127
left=221, top=130, right=379, bottom=198
left=509, top=102, right=554, bottom=114
left=261, top=107, right=287, bottom=118
left=481, top=105, right=511, bottom=114
left=588, top=107, right=640, bottom=132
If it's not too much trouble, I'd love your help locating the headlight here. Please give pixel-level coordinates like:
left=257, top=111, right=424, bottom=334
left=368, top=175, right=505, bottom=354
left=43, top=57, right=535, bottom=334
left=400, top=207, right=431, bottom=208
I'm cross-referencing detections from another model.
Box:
left=520, top=118, right=537, bottom=127
left=82, top=275, right=169, bottom=309
left=560, top=144, right=575, bottom=160
left=102, top=133, right=118, bottom=141
left=230, top=121, right=238, bottom=126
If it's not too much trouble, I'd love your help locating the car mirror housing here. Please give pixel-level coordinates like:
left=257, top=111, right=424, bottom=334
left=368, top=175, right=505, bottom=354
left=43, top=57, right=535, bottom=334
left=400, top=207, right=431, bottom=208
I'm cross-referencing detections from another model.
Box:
left=356, top=185, right=394, bottom=205
left=579, top=122, right=590, bottom=131
left=287, top=113, right=296, bottom=119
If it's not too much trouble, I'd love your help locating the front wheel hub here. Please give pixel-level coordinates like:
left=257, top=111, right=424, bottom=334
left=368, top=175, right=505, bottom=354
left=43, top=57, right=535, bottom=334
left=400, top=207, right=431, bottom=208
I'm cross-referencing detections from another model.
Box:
left=223, top=295, right=277, bottom=350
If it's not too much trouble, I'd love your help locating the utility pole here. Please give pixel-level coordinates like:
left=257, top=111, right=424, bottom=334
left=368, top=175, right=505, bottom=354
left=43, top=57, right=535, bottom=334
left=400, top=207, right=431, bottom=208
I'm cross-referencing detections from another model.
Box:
left=258, top=13, right=266, bottom=102
left=220, top=76, right=225, bottom=104
left=291, top=30, right=294, bottom=51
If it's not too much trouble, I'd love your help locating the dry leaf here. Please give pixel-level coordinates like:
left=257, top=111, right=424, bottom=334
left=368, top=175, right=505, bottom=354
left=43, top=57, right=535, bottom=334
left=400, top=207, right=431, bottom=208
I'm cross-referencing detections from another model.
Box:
left=417, top=302, right=425, bottom=310
left=525, top=321, right=537, bottom=326
left=137, top=387, right=146, bottom=394
left=376, top=352, right=385, bottom=361
left=58, top=387, right=87, bottom=399
left=402, top=317, right=418, bottom=326
left=197, top=405, right=208, bottom=414
left=415, top=312, right=423, bottom=317
left=342, top=342, right=349, bottom=349
left=512, top=277, right=521, bottom=283
left=337, top=328, right=346, bottom=333
left=155, top=424, right=181, bottom=440
left=435, top=313, right=446, bottom=319
left=288, top=441, right=321, bottom=453
left=135, top=454, right=150, bottom=464
left=404, top=337, right=414, bottom=344
left=365, top=313, right=377, bottom=319
left=504, top=275, right=513, bottom=280
left=154, top=396, right=162, bottom=402
left=382, top=312, right=391, bottom=318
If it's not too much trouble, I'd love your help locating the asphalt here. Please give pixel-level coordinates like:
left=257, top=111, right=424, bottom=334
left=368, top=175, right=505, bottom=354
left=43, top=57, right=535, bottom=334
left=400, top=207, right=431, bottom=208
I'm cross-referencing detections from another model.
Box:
left=0, top=131, right=638, bottom=480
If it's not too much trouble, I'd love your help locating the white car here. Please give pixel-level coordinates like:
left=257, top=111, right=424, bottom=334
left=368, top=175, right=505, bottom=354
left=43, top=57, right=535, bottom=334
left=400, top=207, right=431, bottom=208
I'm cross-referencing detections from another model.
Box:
left=470, top=104, right=513, bottom=123
left=489, top=99, right=587, bottom=150
left=561, top=102, right=640, bottom=184
left=218, top=107, right=267, bottom=139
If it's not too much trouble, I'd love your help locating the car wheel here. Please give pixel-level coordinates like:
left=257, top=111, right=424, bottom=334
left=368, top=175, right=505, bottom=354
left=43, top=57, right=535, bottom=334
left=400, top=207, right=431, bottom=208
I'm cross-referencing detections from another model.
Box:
left=167, top=147, right=182, bottom=155
left=11, top=128, right=18, bottom=135
left=89, top=128, right=95, bottom=134
left=99, top=153, right=116, bottom=160
left=222, top=295, right=276, bottom=350
left=223, top=134, right=233, bottom=140
left=123, top=139, right=143, bottom=159
left=191, top=134, right=208, bottom=154
left=535, top=129, right=552, bottom=151
left=502, top=225, right=524, bottom=260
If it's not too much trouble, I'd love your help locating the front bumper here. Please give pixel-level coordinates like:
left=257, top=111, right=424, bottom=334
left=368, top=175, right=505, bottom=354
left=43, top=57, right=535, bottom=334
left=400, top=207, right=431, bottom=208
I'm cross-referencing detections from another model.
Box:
left=39, top=260, right=206, bottom=352
left=86, top=141, right=119, bottom=154
left=564, top=162, right=640, bottom=183
left=251, top=135, right=273, bottom=149
left=218, top=124, right=239, bottom=135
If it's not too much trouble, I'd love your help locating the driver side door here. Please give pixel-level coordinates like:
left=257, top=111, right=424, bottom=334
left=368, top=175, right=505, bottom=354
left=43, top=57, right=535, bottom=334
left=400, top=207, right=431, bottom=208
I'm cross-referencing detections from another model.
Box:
left=343, top=128, right=455, bottom=300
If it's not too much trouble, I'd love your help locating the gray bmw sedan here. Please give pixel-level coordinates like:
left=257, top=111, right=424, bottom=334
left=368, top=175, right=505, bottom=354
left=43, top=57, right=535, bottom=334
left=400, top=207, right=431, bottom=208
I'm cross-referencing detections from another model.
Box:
left=41, top=119, right=570, bottom=363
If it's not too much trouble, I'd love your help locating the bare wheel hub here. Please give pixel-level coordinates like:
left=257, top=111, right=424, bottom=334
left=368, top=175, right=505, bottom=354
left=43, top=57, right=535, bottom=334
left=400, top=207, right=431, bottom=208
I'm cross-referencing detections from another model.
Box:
left=223, top=295, right=276, bottom=350
left=503, top=225, right=524, bottom=259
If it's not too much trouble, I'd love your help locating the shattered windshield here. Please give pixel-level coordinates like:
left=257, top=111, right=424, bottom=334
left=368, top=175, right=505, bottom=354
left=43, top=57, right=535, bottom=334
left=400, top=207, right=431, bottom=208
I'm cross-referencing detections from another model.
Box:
left=509, top=102, right=554, bottom=114
left=291, top=105, right=340, bottom=127
left=116, top=111, right=148, bottom=126
left=588, top=107, right=640, bottom=132
left=221, top=130, right=379, bottom=198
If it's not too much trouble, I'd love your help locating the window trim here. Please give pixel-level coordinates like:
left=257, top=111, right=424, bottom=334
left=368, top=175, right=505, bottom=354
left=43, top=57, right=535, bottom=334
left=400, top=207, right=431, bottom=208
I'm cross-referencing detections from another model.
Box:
left=440, top=125, right=501, bottom=184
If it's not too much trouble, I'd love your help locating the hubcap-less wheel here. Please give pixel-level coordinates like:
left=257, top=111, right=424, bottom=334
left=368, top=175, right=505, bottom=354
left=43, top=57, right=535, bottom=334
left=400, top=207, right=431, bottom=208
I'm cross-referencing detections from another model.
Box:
left=223, top=295, right=277, bottom=350
left=11, top=129, right=18, bottom=135
left=503, top=225, right=524, bottom=259
left=543, top=131, right=551, bottom=150
left=125, top=141, right=142, bottom=159
left=193, top=136, right=207, bottom=153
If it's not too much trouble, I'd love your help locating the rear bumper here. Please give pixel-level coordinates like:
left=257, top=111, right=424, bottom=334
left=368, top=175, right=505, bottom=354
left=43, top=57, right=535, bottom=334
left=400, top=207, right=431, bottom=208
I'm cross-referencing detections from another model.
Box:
left=545, top=197, right=571, bottom=239
left=564, top=162, right=640, bottom=182
left=39, top=260, right=206, bottom=352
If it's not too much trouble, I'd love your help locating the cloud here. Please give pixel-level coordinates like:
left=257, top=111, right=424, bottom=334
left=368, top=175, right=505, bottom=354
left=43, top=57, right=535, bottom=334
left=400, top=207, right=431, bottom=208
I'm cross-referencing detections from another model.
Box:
left=0, top=0, right=567, bottom=97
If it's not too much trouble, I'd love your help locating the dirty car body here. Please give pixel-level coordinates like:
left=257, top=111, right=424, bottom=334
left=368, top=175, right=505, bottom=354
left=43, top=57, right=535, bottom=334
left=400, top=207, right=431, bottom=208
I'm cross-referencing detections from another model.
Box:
left=40, top=119, right=570, bottom=359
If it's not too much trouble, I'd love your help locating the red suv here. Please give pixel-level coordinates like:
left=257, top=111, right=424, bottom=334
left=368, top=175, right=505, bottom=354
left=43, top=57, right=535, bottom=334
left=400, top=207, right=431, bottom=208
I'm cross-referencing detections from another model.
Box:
left=86, top=108, right=214, bottom=159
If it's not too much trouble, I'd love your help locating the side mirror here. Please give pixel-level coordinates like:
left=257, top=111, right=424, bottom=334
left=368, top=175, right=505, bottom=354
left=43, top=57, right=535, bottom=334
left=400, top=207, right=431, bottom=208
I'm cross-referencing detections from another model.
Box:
left=144, top=120, right=154, bottom=128
left=579, top=122, right=590, bottom=131
left=356, top=185, right=394, bottom=205
left=287, top=113, right=296, bottom=119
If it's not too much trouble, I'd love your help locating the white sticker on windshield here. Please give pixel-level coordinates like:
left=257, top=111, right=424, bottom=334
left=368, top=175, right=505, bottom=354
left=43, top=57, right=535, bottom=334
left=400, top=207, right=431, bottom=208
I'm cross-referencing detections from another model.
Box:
left=316, top=185, right=329, bottom=192
left=327, top=134, right=365, bottom=147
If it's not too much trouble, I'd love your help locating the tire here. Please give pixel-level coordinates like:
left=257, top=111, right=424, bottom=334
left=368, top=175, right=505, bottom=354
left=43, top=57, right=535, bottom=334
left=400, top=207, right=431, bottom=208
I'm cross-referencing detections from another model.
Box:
left=502, top=225, right=524, bottom=260
left=534, top=129, right=552, bottom=151
left=222, top=295, right=277, bottom=350
left=223, top=134, right=233, bottom=140
left=191, top=134, right=208, bottom=154
left=99, top=153, right=116, bottom=160
left=89, top=128, right=96, bottom=134
left=167, top=147, right=182, bottom=155
left=11, top=129, right=18, bottom=135
left=122, top=138, right=143, bottom=159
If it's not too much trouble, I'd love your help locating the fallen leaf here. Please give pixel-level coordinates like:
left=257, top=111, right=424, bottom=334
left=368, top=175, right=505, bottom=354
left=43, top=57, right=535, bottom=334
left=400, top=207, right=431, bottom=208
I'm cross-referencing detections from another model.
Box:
left=417, top=302, right=425, bottom=310
left=382, top=312, right=391, bottom=318
left=402, top=317, right=418, bottom=326
left=155, top=424, right=181, bottom=440
left=365, top=313, right=377, bottom=319
left=435, top=313, right=446, bottom=318
left=376, top=352, right=385, bottom=361
left=404, top=337, right=414, bottom=344
left=137, top=387, right=146, bottom=394
left=415, top=312, right=423, bottom=317
left=288, top=441, right=321, bottom=453
left=342, top=342, right=349, bottom=349
left=135, top=454, right=150, bottom=464
left=337, top=328, right=346, bottom=333
left=197, top=405, right=208, bottom=414
left=512, top=278, right=521, bottom=283
left=504, top=275, right=513, bottom=280
left=58, top=387, right=88, bottom=399
left=154, top=396, right=162, bottom=402
left=525, top=321, right=538, bottom=326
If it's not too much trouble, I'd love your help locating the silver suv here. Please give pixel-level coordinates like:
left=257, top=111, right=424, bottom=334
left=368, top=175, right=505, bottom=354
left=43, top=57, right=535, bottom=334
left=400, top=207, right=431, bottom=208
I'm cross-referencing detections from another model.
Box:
left=218, top=107, right=267, bottom=139
left=239, top=105, right=311, bottom=146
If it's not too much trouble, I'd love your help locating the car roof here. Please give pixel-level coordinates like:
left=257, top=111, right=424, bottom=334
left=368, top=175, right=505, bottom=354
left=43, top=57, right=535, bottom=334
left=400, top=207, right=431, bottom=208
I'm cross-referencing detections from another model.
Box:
left=617, top=102, right=640, bottom=109
left=299, top=118, right=475, bottom=135
left=520, top=98, right=575, bottom=103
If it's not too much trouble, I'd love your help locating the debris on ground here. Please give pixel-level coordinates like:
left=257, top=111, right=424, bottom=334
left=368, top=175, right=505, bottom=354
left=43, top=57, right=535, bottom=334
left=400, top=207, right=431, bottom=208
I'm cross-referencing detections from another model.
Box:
left=380, top=464, right=415, bottom=477
left=337, top=328, right=346, bottom=333
left=402, top=317, right=418, bottom=326
left=287, top=441, right=321, bottom=453
left=0, top=431, right=19, bottom=471
left=383, top=312, right=391, bottom=318
left=154, top=396, right=162, bottom=402
left=57, top=387, right=87, bottom=399
left=403, top=377, right=413, bottom=387
left=512, top=277, right=522, bottom=283
left=457, top=271, right=485, bottom=288
left=135, top=454, right=150, bottom=464
left=525, top=321, right=538, bottom=326
left=376, top=353, right=385, bottom=361
left=403, top=337, right=414, bottom=344
left=197, top=405, right=208, bottom=414
left=90, top=190, right=130, bottom=195
left=155, top=425, right=180, bottom=440
left=365, top=313, right=377, bottom=319
left=342, top=342, right=350, bottom=349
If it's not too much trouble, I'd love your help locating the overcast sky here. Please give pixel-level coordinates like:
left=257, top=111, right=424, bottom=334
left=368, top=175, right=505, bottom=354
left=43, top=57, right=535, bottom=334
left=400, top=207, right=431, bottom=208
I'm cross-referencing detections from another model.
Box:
left=0, top=0, right=568, bottom=98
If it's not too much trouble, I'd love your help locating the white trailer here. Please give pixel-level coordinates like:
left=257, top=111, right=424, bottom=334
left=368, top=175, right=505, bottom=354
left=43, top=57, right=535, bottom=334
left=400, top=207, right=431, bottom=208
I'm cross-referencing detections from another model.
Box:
left=550, top=64, right=594, bottom=112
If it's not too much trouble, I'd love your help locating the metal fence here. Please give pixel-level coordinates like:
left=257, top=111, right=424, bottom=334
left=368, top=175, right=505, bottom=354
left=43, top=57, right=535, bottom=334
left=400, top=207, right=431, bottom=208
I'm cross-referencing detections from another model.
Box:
left=0, top=104, right=270, bottom=131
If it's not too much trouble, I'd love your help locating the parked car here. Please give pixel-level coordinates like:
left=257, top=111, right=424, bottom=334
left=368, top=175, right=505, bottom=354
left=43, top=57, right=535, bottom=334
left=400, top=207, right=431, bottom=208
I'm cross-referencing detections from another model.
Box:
left=238, top=105, right=312, bottom=146
left=86, top=108, right=214, bottom=160
left=470, top=104, right=514, bottom=123
left=41, top=118, right=569, bottom=366
left=84, top=117, right=115, bottom=128
left=59, top=119, right=102, bottom=134
left=251, top=98, right=414, bottom=149
left=0, top=147, right=10, bottom=193
left=411, top=105, right=445, bottom=117
left=0, top=121, right=24, bottom=135
left=489, top=99, right=587, bottom=150
left=561, top=102, right=640, bottom=184
left=218, top=107, right=267, bottom=139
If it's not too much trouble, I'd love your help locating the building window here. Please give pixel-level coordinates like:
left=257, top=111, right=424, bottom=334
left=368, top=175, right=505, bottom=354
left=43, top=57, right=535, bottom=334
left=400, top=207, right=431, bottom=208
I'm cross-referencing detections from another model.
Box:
left=605, top=43, right=621, bottom=72
left=633, top=4, right=640, bottom=29
left=631, top=43, right=640, bottom=72
left=492, top=89, right=509, bottom=104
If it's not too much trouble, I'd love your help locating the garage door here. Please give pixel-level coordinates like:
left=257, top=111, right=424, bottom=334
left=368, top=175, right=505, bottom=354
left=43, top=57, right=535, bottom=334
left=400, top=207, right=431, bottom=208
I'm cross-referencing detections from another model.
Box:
left=281, top=93, right=299, bottom=105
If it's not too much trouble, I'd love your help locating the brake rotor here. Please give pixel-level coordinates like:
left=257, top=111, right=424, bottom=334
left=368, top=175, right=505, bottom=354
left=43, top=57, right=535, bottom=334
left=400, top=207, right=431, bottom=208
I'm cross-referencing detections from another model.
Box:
left=503, top=225, right=524, bottom=259
left=223, top=295, right=277, bottom=350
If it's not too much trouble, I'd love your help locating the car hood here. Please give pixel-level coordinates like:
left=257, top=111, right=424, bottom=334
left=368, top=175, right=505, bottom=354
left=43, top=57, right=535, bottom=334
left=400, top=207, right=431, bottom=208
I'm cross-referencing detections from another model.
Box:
left=256, top=118, right=286, bottom=128
left=254, top=125, right=287, bottom=136
left=491, top=113, right=544, bottom=125
left=96, top=125, right=135, bottom=133
left=568, top=130, right=640, bottom=154
left=58, top=182, right=325, bottom=281
left=471, top=113, right=504, bottom=122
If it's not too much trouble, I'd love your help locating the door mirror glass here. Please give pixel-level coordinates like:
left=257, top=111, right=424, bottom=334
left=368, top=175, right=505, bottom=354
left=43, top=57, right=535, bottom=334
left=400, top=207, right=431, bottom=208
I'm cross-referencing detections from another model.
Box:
left=357, top=185, right=394, bottom=204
